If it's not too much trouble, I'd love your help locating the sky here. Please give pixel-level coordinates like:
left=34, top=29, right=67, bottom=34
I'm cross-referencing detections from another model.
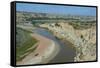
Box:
left=16, top=3, right=96, bottom=16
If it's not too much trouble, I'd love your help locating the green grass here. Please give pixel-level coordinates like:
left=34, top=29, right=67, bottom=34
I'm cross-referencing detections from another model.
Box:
left=16, top=27, right=38, bottom=61
left=16, top=45, right=38, bottom=61
left=69, top=21, right=96, bottom=30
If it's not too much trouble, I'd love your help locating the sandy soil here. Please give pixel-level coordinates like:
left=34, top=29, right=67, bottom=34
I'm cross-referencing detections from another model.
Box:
left=17, top=33, right=59, bottom=65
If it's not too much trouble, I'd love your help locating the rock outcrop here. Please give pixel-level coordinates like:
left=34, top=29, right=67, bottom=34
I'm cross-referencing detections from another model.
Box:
left=39, top=22, right=96, bottom=61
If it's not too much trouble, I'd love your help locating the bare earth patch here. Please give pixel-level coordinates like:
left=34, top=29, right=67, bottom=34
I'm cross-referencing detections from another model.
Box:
left=17, top=33, right=59, bottom=65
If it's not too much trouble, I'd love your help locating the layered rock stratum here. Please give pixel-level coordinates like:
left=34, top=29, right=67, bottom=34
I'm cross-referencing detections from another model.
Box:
left=39, top=22, right=96, bottom=61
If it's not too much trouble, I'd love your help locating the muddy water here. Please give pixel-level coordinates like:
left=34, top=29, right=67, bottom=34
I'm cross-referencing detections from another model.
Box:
left=33, top=28, right=76, bottom=63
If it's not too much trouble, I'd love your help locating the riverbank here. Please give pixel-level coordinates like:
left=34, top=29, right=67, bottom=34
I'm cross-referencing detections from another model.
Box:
left=17, top=33, right=60, bottom=65
left=39, top=22, right=96, bottom=61
left=32, top=27, right=76, bottom=63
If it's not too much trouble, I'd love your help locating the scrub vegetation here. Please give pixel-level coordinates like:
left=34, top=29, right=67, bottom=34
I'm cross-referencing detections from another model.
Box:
left=16, top=27, right=38, bottom=61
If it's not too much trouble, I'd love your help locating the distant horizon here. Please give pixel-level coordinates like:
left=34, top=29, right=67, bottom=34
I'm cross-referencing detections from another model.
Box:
left=17, top=10, right=96, bottom=17
left=16, top=3, right=96, bottom=16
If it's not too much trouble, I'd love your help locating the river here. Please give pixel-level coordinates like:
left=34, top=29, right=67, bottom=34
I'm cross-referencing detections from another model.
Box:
left=33, top=27, right=76, bottom=63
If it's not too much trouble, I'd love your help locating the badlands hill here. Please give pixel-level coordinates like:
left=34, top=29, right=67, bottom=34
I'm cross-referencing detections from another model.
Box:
left=16, top=11, right=97, bottom=62
left=39, top=22, right=96, bottom=61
